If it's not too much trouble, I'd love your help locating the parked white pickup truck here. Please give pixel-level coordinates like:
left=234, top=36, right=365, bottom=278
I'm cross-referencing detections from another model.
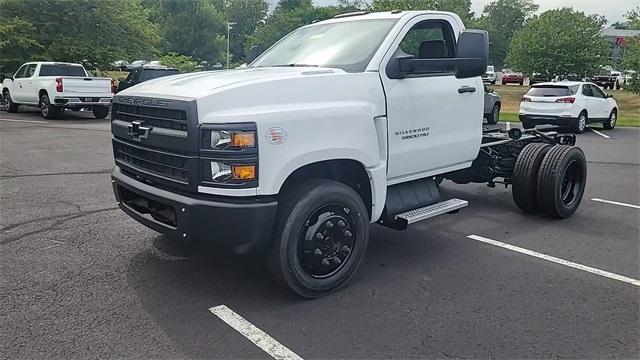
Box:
left=2, top=62, right=113, bottom=119
left=110, top=11, right=586, bottom=298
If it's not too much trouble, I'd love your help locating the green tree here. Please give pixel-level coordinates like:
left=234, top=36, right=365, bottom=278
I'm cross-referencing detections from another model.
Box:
left=0, top=0, right=159, bottom=71
left=505, top=8, right=609, bottom=79
left=0, top=18, right=44, bottom=72
left=622, top=37, right=640, bottom=93
left=246, top=0, right=340, bottom=55
left=371, top=0, right=474, bottom=24
left=624, top=7, right=640, bottom=30
left=160, top=52, right=200, bottom=73
left=476, top=0, right=539, bottom=68
left=153, top=0, right=227, bottom=64
left=224, top=0, right=268, bottom=63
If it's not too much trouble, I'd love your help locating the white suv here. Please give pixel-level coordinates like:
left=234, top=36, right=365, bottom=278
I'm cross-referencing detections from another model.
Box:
left=481, top=65, right=496, bottom=84
left=519, top=81, right=618, bottom=133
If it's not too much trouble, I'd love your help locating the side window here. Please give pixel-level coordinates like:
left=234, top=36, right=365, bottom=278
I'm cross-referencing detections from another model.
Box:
left=581, top=84, right=593, bottom=97
left=25, top=64, right=37, bottom=77
left=124, top=69, right=137, bottom=82
left=398, top=20, right=456, bottom=60
left=14, top=65, right=28, bottom=79
left=591, top=85, right=606, bottom=98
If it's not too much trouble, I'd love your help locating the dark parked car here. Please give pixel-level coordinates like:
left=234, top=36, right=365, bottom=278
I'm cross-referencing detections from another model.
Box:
left=116, top=66, right=179, bottom=93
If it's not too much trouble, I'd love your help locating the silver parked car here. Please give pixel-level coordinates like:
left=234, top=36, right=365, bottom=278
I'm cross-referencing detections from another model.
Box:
left=484, top=85, right=501, bottom=125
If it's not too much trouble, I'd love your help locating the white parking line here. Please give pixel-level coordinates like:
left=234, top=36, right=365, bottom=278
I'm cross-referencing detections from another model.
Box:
left=209, top=305, right=303, bottom=360
left=0, top=118, right=49, bottom=124
left=467, top=235, right=640, bottom=287
left=588, top=127, right=611, bottom=139
left=591, top=198, right=640, bottom=209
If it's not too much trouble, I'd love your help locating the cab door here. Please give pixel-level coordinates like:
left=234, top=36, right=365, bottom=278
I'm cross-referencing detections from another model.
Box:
left=11, top=64, right=30, bottom=102
left=21, top=64, right=38, bottom=104
left=380, top=16, right=482, bottom=183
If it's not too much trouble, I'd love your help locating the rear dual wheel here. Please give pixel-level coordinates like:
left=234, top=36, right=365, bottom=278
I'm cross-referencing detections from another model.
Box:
left=512, top=144, right=586, bottom=218
left=269, top=179, right=369, bottom=298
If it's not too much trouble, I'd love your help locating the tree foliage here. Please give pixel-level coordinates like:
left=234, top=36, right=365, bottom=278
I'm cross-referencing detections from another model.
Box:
left=224, top=0, right=269, bottom=63
left=624, top=7, right=640, bottom=30
left=246, top=0, right=341, bottom=55
left=505, top=8, right=610, bottom=78
left=476, top=0, right=538, bottom=68
left=0, top=0, right=159, bottom=72
left=160, top=52, right=199, bottom=73
left=622, top=37, right=640, bottom=93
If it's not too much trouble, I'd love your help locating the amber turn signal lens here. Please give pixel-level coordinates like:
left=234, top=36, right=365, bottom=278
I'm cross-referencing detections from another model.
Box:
left=232, top=165, right=256, bottom=180
left=230, top=132, right=255, bottom=148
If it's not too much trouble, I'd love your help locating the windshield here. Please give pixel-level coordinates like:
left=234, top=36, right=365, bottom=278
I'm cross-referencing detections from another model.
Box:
left=140, top=69, right=179, bottom=81
left=486, top=66, right=494, bottom=72
left=527, top=85, right=579, bottom=97
left=39, top=64, right=87, bottom=77
left=251, top=19, right=397, bottom=72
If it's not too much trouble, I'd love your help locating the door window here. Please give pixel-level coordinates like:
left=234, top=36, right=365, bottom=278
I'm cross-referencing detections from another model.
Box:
left=581, top=84, right=593, bottom=97
left=399, top=20, right=456, bottom=60
left=13, top=65, right=29, bottom=79
left=25, top=64, right=37, bottom=77
left=591, top=84, right=606, bottom=98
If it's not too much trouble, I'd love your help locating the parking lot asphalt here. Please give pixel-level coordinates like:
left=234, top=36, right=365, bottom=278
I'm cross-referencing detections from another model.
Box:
left=1, top=109, right=639, bottom=359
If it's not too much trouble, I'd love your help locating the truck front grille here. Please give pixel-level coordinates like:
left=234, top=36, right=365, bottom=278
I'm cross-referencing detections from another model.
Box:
left=114, top=140, right=189, bottom=184
left=112, top=103, right=188, bottom=131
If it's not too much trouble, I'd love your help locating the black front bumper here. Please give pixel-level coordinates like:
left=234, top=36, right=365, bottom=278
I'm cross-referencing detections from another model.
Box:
left=112, top=167, right=277, bottom=254
left=519, top=114, right=577, bottom=126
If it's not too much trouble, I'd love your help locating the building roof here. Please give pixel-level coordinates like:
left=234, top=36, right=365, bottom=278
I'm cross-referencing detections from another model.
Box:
left=600, top=28, right=640, bottom=38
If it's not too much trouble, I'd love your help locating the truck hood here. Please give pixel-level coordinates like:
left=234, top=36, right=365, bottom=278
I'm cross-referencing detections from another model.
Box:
left=119, top=67, right=346, bottom=99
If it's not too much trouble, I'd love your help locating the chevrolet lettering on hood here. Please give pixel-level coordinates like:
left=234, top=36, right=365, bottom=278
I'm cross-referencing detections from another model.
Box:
left=114, top=96, right=170, bottom=108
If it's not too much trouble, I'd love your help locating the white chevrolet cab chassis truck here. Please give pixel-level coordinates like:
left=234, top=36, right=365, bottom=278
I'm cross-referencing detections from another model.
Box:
left=110, top=11, right=586, bottom=298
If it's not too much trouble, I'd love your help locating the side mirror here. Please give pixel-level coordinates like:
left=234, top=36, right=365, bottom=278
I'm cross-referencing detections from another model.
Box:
left=386, top=29, right=488, bottom=79
left=246, top=46, right=261, bottom=64
left=4, top=72, right=14, bottom=80
left=454, top=30, right=489, bottom=78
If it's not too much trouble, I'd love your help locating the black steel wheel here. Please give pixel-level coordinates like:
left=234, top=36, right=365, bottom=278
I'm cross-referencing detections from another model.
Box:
left=3, top=91, right=18, bottom=113
left=536, top=145, right=587, bottom=218
left=269, top=179, right=369, bottom=298
left=603, top=109, right=616, bottom=130
left=40, top=94, right=59, bottom=119
left=512, top=143, right=553, bottom=213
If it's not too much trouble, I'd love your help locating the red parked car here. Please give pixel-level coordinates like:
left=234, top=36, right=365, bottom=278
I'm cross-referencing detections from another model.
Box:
left=501, top=71, right=524, bottom=85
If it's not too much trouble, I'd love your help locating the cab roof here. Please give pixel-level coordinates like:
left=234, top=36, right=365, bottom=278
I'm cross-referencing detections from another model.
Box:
left=314, top=10, right=462, bottom=25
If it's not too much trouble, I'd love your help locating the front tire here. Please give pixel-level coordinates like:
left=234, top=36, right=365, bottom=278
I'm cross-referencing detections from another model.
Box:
left=603, top=110, right=617, bottom=130
left=92, top=106, right=109, bottom=119
left=572, top=112, right=587, bottom=134
left=536, top=146, right=587, bottom=218
left=269, top=179, right=369, bottom=298
left=487, top=103, right=500, bottom=125
left=3, top=91, right=18, bottom=113
left=40, top=94, right=59, bottom=119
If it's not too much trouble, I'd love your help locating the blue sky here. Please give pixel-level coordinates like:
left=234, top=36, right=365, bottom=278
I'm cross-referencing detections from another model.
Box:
left=272, top=0, right=637, bottom=25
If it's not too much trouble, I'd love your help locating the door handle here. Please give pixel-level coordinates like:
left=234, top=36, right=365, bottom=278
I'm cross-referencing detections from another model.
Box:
left=458, top=86, right=476, bottom=94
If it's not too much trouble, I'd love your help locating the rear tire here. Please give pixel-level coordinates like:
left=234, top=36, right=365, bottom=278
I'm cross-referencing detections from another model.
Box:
left=487, top=103, right=500, bottom=125
left=603, top=109, right=616, bottom=130
left=92, top=106, right=109, bottom=119
left=571, top=111, right=587, bottom=134
left=512, top=143, right=553, bottom=213
left=3, top=91, right=18, bottom=113
left=40, top=94, right=59, bottom=119
left=269, top=179, right=369, bottom=298
left=536, top=146, right=587, bottom=218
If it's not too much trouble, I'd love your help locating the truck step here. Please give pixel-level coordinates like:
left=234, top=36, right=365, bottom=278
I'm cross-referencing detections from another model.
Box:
left=395, top=198, right=468, bottom=226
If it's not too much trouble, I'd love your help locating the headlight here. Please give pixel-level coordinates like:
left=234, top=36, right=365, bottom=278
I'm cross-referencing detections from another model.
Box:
left=204, top=129, right=256, bottom=150
left=205, top=161, right=257, bottom=185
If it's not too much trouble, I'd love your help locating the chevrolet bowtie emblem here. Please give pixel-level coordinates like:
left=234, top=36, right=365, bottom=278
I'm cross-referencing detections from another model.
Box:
left=127, top=120, right=151, bottom=141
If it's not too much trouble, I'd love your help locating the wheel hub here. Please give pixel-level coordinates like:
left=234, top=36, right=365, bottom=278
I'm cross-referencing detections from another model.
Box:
left=300, top=205, right=355, bottom=278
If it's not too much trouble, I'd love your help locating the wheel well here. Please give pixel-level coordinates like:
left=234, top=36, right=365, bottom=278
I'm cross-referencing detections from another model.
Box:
left=495, top=101, right=501, bottom=108
left=39, top=89, right=48, bottom=99
left=580, top=109, right=588, bottom=117
left=611, top=107, right=617, bottom=114
left=279, top=159, right=372, bottom=218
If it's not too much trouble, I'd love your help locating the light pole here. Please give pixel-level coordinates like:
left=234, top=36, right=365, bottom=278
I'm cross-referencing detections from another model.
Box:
left=227, top=22, right=236, bottom=69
